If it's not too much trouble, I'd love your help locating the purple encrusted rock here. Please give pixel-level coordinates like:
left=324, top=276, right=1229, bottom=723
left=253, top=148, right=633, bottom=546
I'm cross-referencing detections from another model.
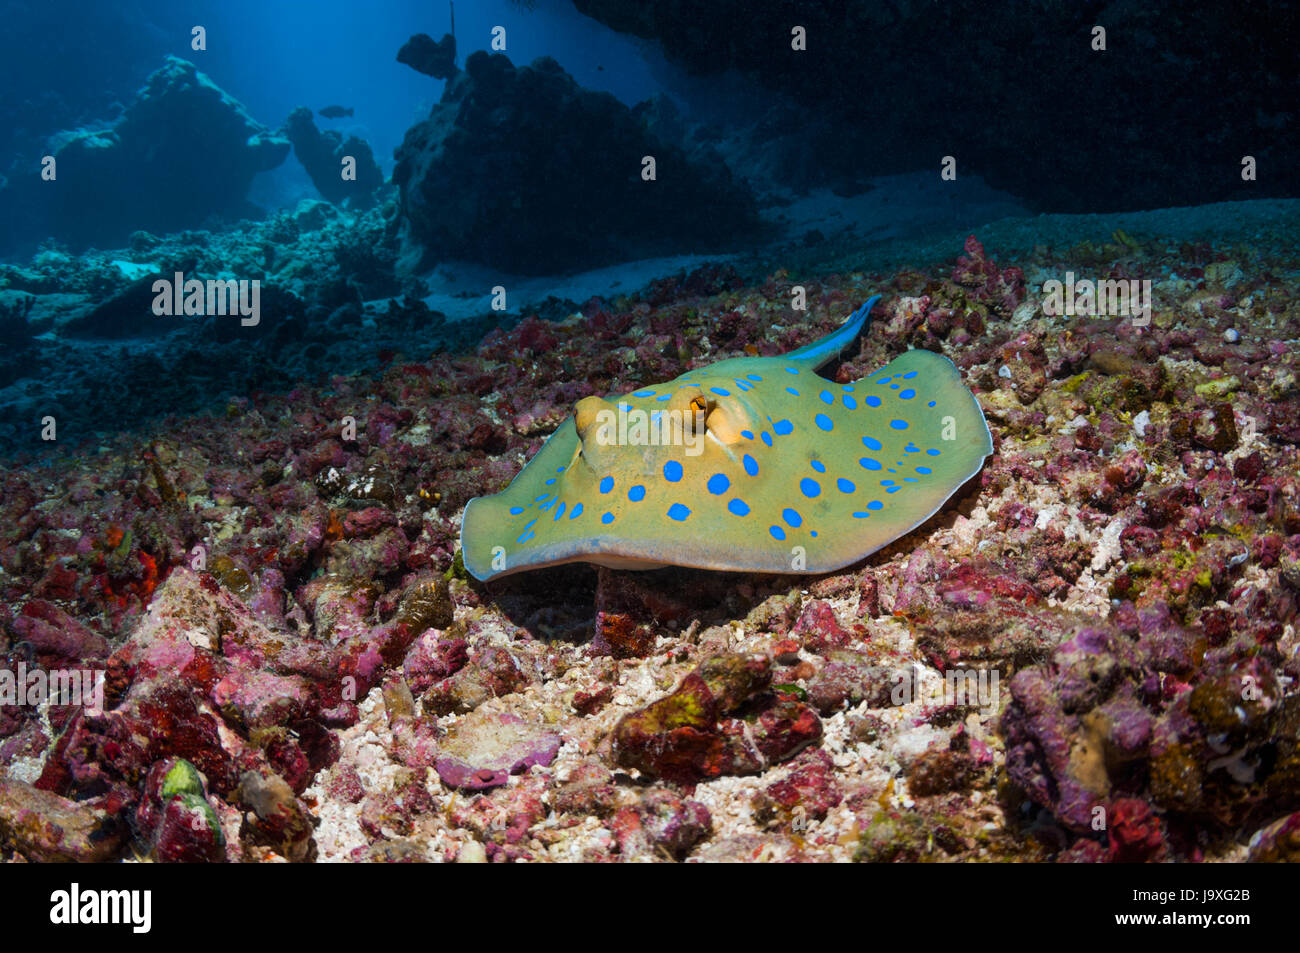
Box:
left=1248, top=812, right=1300, bottom=862
left=434, top=710, right=561, bottom=790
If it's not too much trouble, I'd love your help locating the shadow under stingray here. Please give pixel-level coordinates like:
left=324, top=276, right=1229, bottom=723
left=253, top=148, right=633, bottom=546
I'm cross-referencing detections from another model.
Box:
left=468, top=462, right=990, bottom=649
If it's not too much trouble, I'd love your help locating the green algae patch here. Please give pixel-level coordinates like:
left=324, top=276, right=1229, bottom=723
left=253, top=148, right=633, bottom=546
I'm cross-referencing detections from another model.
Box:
left=1194, top=376, right=1240, bottom=398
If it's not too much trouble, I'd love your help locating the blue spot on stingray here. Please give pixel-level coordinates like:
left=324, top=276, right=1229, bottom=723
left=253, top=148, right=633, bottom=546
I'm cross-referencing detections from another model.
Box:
left=773, top=419, right=793, bottom=436
left=539, top=499, right=555, bottom=511
left=862, top=436, right=883, bottom=451
left=810, top=460, right=826, bottom=473
left=667, top=503, right=691, bottom=521
left=890, top=384, right=899, bottom=390
left=557, top=466, right=566, bottom=473
left=599, top=476, right=614, bottom=494
left=545, top=478, right=556, bottom=485
left=904, top=478, right=919, bottom=483
left=734, top=380, right=751, bottom=391
left=769, top=525, right=786, bottom=540
left=783, top=508, right=802, bottom=528
left=728, top=498, right=750, bottom=516
left=811, top=530, right=818, bottom=538
left=819, top=390, right=834, bottom=405
left=553, top=502, right=566, bottom=520
left=632, top=390, right=655, bottom=397
left=881, top=480, right=895, bottom=486
left=708, top=473, right=730, bottom=495
left=927, top=448, right=941, bottom=456
left=852, top=512, right=871, bottom=518
left=887, top=486, right=901, bottom=493
left=618, top=402, right=631, bottom=411
left=784, top=367, right=799, bottom=375
left=837, top=478, right=856, bottom=493
left=534, top=494, right=551, bottom=502
left=602, top=512, right=614, bottom=524
left=860, top=457, right=882, bottom=470
left=746, top=374, right=762, bottom=382
left=741, top=429, right=754, bottom=440
left=710, top=387, right=730, bottom=396
left=868, top=500, right=883, bottom=510
left=843, top=384, right=855, bottom=392
left=516, top=520, right=537, bottom=543
left=890, top=419, right=909, bottom=430
left=905, top=443, right=919, bottom=453
left=762, top=432, right=774, bottom=447
left=628, top=485, right=646, bottom=502
left=928, top=401, right=937, bottom=408
left=900, top=388, right=916, bottom=399
left=663, top=461, right=683, bottom=482
left=917, top=466, right=933, bottom=474
left=843, top=395, right=858, bottom=410
left=785, top=387, right=800, bottom=396
left=570, top=503, right=583, bottom=519
left=865, top=395, right=882, bottom=407
left=815, top=414, right=833, bottom=431
left=800, top=478, right=821, bottom=498
left=509, top=506, right=524, bottom=515
left=656, top=394, right=672, bottom=402
left=743, top=454, right=759, bottom=477
left=902, top=371, right=918, bottom=379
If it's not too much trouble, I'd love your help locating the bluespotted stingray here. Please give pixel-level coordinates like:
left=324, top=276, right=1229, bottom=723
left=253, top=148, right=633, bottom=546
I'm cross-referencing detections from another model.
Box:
left=461, top=297, right=992, bottom=581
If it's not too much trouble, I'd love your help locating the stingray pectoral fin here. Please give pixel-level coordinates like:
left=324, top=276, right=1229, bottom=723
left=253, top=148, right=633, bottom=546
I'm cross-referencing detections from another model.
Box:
left=460, top=419, right=582, bottom=581
left=460, top=495, right=503, bottom=581
left=877, top=348, right=993, bottom=462
left=784, top=295, right=880, bottom=369
left=829, top=347, right=993, bottom=569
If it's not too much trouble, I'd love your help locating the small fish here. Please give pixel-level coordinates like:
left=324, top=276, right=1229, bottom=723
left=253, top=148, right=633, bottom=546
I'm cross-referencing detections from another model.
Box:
left=317, top=105, right=354, bottom=119
left=461, top=298, right=994, bottom=581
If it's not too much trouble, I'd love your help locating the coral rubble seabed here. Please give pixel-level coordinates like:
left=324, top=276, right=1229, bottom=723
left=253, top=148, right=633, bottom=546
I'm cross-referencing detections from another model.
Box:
left=2, top=229, right=1300, bottom=863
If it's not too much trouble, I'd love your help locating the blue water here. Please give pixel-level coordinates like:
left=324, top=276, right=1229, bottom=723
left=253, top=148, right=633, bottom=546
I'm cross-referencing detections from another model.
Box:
left=0, top=0, right=666, bottom=208
left=0, top=1, right=1295, bottom=455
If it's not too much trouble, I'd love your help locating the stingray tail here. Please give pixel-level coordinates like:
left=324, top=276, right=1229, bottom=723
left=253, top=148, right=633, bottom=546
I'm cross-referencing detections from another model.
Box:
left=785, top=295, right=881, bottom=369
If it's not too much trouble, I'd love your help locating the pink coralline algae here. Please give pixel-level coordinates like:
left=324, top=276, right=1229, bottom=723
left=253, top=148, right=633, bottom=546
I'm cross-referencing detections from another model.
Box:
left=2, top=235, right=1299, bottom=863
left=952, top=235, right=1027, bottom=318
left=611, top=653, right=822, bottom=785
left=751, top=749, right=843, bottom=829
left=10, top=601, right=110, bottom=668
left=609, top=788, right=712, bottom=859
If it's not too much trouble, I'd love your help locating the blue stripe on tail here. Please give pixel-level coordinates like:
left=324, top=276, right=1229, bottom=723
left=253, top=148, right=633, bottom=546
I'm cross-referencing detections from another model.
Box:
left=784, top=295, right=881, bottom=369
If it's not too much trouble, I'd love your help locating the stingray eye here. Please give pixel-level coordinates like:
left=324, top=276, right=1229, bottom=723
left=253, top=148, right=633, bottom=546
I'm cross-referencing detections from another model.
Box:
left=674, top=387, right=711, bottom=434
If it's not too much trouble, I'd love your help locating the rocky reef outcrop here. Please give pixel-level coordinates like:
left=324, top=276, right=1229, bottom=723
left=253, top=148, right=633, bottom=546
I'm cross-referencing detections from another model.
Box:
left=283, top=107, right=383, bottom=210
left=396, top=32, right=459, bottom=80
left=571, top=0, right=1300, bottom=211
left=7, top=56, right=289, bottom=251
left=392, top=51, right=763, bottom=275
